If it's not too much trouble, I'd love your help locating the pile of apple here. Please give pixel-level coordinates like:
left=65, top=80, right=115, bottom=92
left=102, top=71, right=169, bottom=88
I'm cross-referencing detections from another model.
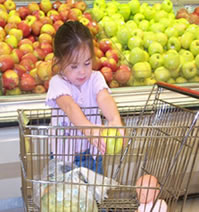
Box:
left=90, top=0, right=199, bottom=86
left=0, top=0, right=113, bottom=95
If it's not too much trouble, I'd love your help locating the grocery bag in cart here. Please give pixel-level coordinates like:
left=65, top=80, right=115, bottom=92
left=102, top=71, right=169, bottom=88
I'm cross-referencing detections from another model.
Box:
left=18, top=82, right=199, bottom=212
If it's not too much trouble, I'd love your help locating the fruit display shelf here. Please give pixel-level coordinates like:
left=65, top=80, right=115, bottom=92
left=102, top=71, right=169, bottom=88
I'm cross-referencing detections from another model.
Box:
left=1, top=0, right=199, bottom=123
left=1, top=82, right=199, bottom=123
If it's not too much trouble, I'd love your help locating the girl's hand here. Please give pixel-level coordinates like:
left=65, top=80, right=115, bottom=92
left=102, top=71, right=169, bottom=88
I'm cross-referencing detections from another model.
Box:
left=84, top=127, right=106, bottom=155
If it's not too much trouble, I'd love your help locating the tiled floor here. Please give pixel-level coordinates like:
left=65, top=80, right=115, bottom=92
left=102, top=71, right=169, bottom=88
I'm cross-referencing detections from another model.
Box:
left=1, top=197, right=199, bottom=212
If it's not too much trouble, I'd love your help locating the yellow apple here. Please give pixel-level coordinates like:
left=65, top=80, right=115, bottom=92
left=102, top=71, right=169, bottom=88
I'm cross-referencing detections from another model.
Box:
left=40, top=0, right=52, bottom=13
left=7, top=15, right=21, bottom=24
left=0, top=41, right=12, bottom=55
left=9, top=28, right=23, bottom=42
left=5, top=34, right=18, bottom=48
left=4, top=0, right=16, bottom=11
left=0, top=26, right=6, bottom=41
left=37, top=60, right=52, bottom=81
left=40, top=24, right=56, bottom=36
left=102, top=128, right=123, bottom=155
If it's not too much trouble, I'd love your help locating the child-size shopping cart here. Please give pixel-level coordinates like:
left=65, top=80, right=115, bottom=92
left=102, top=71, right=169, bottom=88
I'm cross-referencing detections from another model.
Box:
left=18, top=82, right=199, bottom=212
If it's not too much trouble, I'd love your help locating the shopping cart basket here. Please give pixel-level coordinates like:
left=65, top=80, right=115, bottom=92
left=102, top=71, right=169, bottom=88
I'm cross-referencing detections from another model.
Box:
left=18, top=82, right=199, bottom=212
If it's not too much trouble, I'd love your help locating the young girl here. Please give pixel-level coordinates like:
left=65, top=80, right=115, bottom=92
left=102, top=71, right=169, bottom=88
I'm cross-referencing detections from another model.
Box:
left=46, top=21, right=123, bottom=174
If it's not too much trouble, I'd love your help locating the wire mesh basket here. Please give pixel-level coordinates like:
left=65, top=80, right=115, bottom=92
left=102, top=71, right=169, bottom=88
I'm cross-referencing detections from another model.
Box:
left=18, top=82, right=199, bottom=212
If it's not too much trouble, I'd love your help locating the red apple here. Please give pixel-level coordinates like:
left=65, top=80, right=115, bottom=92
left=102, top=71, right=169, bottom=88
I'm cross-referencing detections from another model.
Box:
left=17, top=21, right=32, bottom=37
left=49, top=13, right=61, bottom=22
left=189, top=13, right=199, bottom=24
left=99, top=39, right=112, bottom=53
left=32, top=10, right=45, bottom=19
left=38, top=33, right=53, bottom=44
left=105, top=49, right=119, bottom=63
left=53, top=20, right=64, bottom=31
left=20, top=58, right=35, bottom=72
left=94, top=46, right=104, bottom=58
left=193, top=7, right=199, bottom=16
left=31, top=20, right=43, bottom=36
left=2, top=69, right=19, bottom=90
left=0, top=16, right=6, bottom=27
left=27, top=35, right=36, bottom=43
left=40, top=16, right=53, bottom=25
left=0, top=26, right=6, bottom=41
left=114, top=65, right=131, bottom=85
left=4, top=22, right=17, bottom=34
left=0, top=54, right=14, bottom=72
left=88, top=21, right=99, bottom=35
left=22, top=52, right=38, bottom=64
left=100, top=66, right=113, bottom=83
left=73, top=1, right=87, bottom=12
left=108, top=79, right=120, bottom=88
left=68, top=8, right=82, bottom=21
left=100, top=57, right=117, bottom=71
left=58, top=3, right=70, bottom=12
left=13, top=64, right=26, bottom=77
left=11, top=49, right=24, bottom=63
left=20, top=73, right=36, bottom=91
left=92, top=57, right=102, bottom=70
left=83, top=12, right=92, bottom=21
left=33, top=48, right=46, bottom=60
left=59, top=10, right=69, bottom=22
left=18, top=38, right=33, bottom=46
left=176, top=8, right=190, bottom=20
left=33, top=84, right=46, bottom=94
left=40, top=42, right=53, bottom=56
left=17, top=6, right=31, bottom=19
left=28, top=2, right=40, bottom=13
left=0, top=41, right=12, bottom=55
left=37, top=60, right=52, bottom=81
left=52, top=0, right=62, bottom=10
left=19, top=43, right=34, bottom=54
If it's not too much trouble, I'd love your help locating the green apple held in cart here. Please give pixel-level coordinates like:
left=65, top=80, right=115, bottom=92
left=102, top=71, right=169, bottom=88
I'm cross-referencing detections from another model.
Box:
left=102, top=128, right=123, bottom=155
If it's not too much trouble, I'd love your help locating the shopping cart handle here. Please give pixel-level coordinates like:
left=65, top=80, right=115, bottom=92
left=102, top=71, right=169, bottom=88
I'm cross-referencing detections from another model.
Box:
left=156, top=81, right=199, bottom=99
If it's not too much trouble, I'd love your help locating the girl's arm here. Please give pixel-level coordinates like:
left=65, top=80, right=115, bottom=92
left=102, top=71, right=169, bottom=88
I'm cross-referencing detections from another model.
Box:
left=97, top=88, right=122, bottom=127
left=56, top=95, right=106, bottom=153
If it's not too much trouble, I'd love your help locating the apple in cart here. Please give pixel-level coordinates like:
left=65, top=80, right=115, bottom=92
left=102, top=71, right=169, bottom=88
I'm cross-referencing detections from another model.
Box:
left=136, top=175, right=160, bottom=204
left=138, top=199, right=167, bottom=212
left=102, top=128, right=123, bottom=155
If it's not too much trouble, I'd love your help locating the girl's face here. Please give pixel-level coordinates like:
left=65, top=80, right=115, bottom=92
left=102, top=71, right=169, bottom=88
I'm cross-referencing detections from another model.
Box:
left=62, top=45, right=92, bottom=88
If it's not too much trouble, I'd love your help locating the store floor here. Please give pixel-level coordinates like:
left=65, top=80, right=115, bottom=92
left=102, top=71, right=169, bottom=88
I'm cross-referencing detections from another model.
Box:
left=1, top=197, right=199, bottom=212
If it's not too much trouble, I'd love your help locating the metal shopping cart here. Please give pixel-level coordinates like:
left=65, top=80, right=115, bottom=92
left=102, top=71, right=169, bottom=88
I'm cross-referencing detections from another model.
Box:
left=18, top=82, right=199, bottom=212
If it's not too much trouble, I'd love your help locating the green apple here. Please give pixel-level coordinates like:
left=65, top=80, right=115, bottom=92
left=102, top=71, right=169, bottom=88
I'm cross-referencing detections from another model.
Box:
left=144, top=76, right=156, bottom=85
left=133, top=79, right=145, bottom=86
left=176, top=76, right=187, bottom=84
left=170, top=64, right=181, bottom=78
left=154, top=10, right=168, bottom=22
left=138, top=20, right=149, bottom=31
left=142, top=6, right=155, bottom=20
left=5, top=87, right=21, bottom=95
left=189, top=76, right=199, bottom=83
left=111, top=13, right=125, bottom=22
left=182, top=61, right=197, bottom=79
left=144, top=51, right=149, bottom=61
left=116, top=27, right=131, bottom=47
left=156, top=32, right=168, bottom=47
left=114, top=42, right=122, bottom=52
left=163, top=51, right=180, bottom=70
left=93, top=0, right=106, bottom=9
left=180, top=50, right=194, bottom=64
left=110, top=36, right=119, bottom=44
left=167, top=36, right=181, bottom=51
left=133, top=61, right=152, bottom=80
left=143, top=32, right=156, bottom=49
left=139, top=3, right=149, bottom=14
left=186, top=24, right=199, bottom=39
left=128, top=36, right=143, bottom=50
left=153, top=3, right=161, bottom=11
left=150, top=23, right=165, bottom=33
left=149, top=53, right=164, bottom=70
left=102, top=128, right=123, bottom=155
left=180, top=32, right=194, bottom=49
left=148, top=42, right=164, bottom=55
left=125, top=20, right=137, bottom=31
left=154, top=66, right=171, bottom=82
left=128, top=0, right=140, bottom=15
left=167, top=78, right=176, bottom=84
left=195, top=54, right=199, bottom=69
left=104, top=20, right=118, bottom=38
left=118, top=4, right=131, bottom=21
left=190, top=40, right=199, bottom=56
left=165, top=26, right=179, bottom=37
left=161, top=0, right=173, bottom=13
left=133, top=13, right=145, bottom=25
left=106, top=7, right=117, bottom=16
left=126, top=74, right=134, bottom=86
left=91, top=7, right=105, bottom=22
left=172, top=21, right=187, bottom=36
left=130, top=28, right=144, bottom=38
left=158, top=17, right=170, bottom=29
left=129, top=47, right=146, bottom=65
left=177, top=18, right=190, bottom=27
